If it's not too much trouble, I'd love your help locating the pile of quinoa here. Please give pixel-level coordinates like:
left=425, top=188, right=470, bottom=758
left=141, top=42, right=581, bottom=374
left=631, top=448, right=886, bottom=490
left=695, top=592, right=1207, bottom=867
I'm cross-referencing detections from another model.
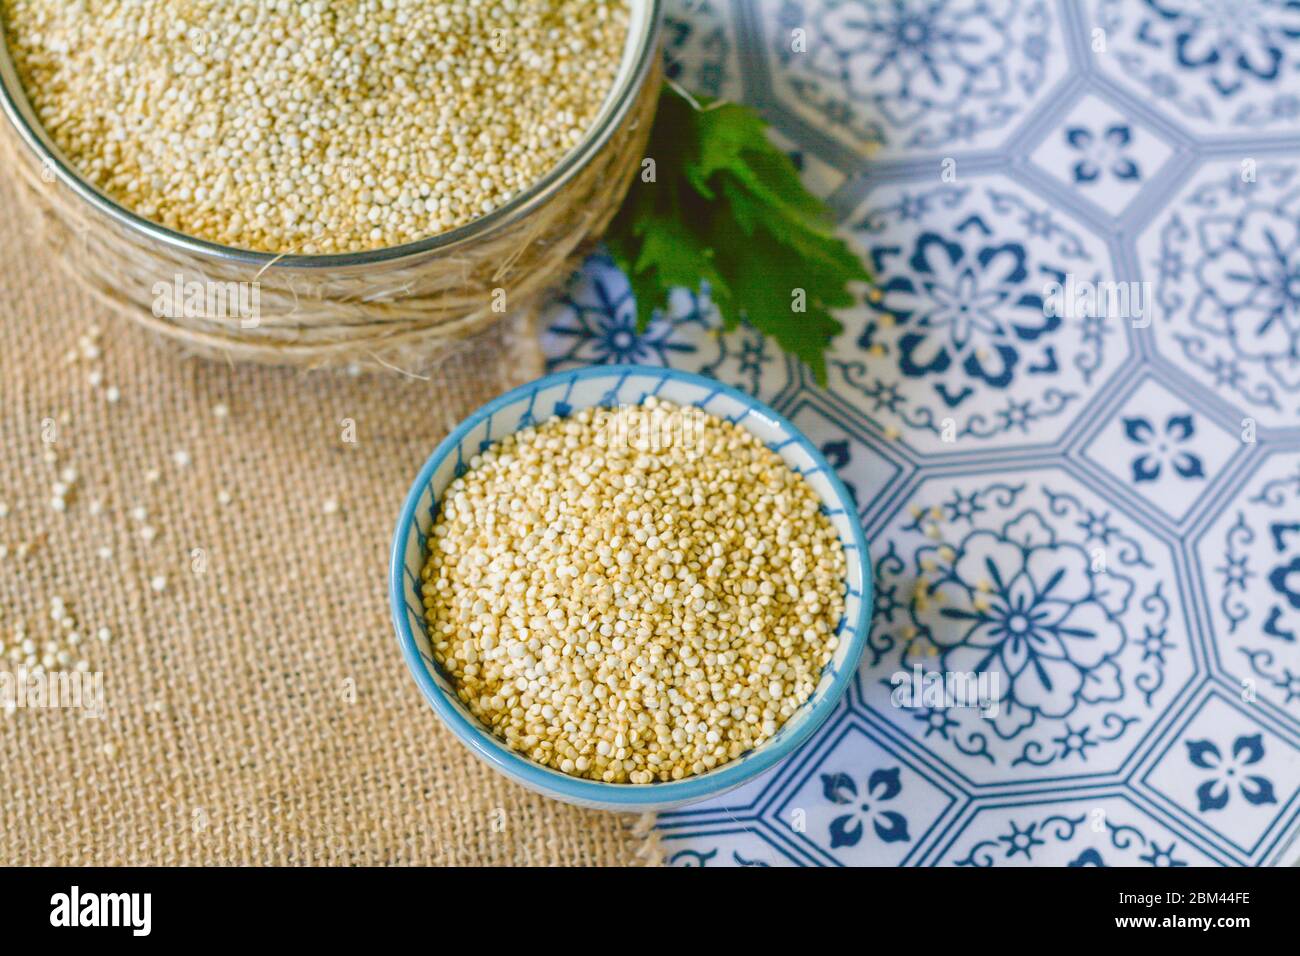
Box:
left=420, top=399, right=847, bottom=784
left=0, top=0, right=629, bottom=253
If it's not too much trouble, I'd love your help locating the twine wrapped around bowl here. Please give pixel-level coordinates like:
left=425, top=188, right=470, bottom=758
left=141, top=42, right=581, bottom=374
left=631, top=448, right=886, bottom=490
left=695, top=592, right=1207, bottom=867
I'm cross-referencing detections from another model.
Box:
left=0, top=2, right=661, bottom=374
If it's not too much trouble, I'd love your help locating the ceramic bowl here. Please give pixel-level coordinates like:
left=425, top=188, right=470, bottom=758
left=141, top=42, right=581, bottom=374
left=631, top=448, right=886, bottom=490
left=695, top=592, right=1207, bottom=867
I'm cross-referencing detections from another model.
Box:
left=390, top=365, right=871, bottom=811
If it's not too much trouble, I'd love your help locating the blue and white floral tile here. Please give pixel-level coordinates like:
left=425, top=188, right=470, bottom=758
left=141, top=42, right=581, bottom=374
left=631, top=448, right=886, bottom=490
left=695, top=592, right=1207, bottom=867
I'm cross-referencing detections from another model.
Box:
left=1027, top=93, right=1176, bottom=218
left=861, top=471, right=1196, bottom=784
left=759, top=717, right=963, bottom=865
left=1089, top=0, right=1300, bottom=137
left=540, top=0, right=1300, bottom=865
left=755, top=0, right=1069, bottom=161
left=831, top=176, right=1123, bottom=454
left=1197, top=450, right=1300, bottom=726
left=1078, top=375, right=1243, bottom=525
left=1140, top=161, right=1300, bottom=429
left=935, top=795, right=1225, bottom=867
left=662, top=0, right=745, bottom=103
left=781, top=393, right=913, bottom=529
left=1137, top=688, right=1300, bottom=865
left=540, top=258, right=797, bottom=404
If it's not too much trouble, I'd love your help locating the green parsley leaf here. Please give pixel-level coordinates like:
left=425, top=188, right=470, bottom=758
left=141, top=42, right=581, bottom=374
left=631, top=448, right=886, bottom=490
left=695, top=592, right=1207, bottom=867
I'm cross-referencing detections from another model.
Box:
left=606, top=85, right=871, bottom=384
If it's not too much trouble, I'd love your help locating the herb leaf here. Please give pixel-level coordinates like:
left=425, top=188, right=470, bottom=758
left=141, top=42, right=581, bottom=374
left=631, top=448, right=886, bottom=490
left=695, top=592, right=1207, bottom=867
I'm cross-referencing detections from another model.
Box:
left=606, top=85, right=871, bottom=384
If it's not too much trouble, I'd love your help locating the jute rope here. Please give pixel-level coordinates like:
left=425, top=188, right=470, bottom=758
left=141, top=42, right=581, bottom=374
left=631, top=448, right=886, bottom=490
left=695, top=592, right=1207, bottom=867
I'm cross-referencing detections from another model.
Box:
left=0, top=57, right=660, bottom=374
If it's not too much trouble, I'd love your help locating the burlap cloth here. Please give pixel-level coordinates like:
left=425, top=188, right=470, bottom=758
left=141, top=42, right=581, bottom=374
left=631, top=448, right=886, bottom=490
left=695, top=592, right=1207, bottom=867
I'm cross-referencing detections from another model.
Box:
left=0, top=174, right=659, bottom=866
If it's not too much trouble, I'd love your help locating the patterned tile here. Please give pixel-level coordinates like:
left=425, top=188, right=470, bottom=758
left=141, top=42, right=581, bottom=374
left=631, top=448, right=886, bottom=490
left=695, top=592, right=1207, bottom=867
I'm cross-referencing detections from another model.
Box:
left=862, top=470, right=1196, bottom=784
left=762, top=718, right=961, bottom=865
left=1141, top=690, right=1300, bottom=863
left=662, top=0, right=745, bottom=102
left=833, top=175, right=1125, bottom=454
left=1196, top=450, right=1300, bottom=729
left=781, top=395, right=909, bottom=523
left=1028, top=93, right=1176, bottom=217
left=1089, top=0, right=1300, bottom=137
left=1139, top=160, right=1300, bottom=428
left=756, top=0, right=1070, bottom=159
left=541, top=0, right=1300, bottom=865
left=541, top=257, right=796, bottom=404
left=936, top=795, right=1225, bottom=866
left=1080, top=376, right=1242, bottom=523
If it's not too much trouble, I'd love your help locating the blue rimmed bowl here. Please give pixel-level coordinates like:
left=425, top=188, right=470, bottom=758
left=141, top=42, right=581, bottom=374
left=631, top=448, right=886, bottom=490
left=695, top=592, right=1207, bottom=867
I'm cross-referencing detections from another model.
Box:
left=390, top=365, right=871, bottom=811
